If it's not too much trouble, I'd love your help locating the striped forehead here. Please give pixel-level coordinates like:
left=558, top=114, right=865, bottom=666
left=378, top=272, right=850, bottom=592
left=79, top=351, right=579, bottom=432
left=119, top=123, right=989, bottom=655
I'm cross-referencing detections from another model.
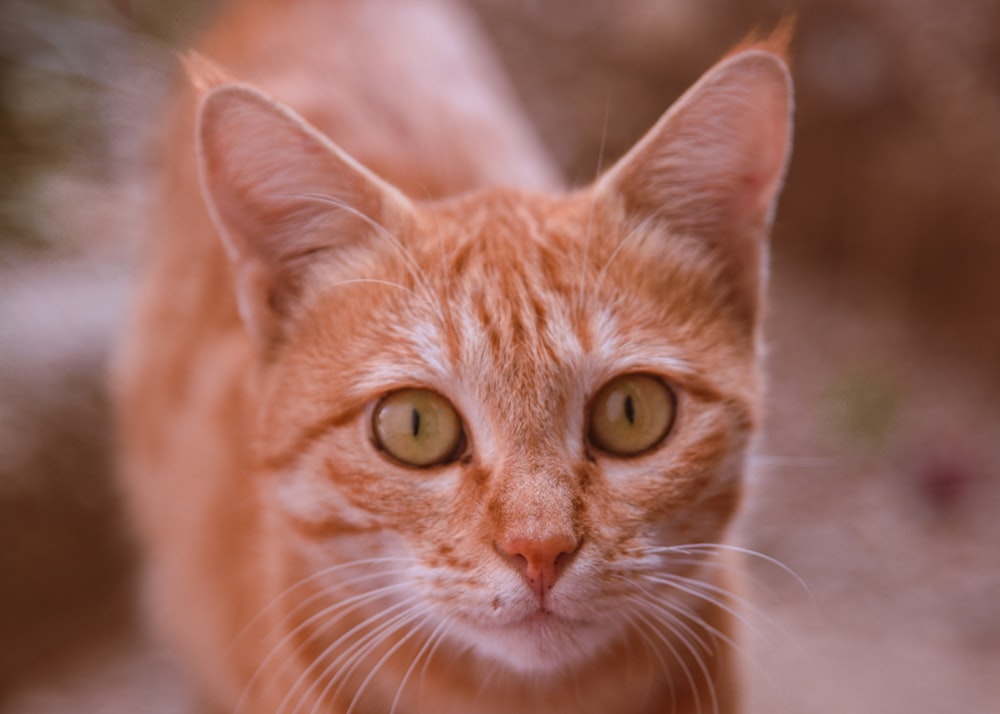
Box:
left=420, top=197, right=587, bottom=379
left=442, top=247, right=590, bottom=462
left=450, top=258, right=584, bottom=384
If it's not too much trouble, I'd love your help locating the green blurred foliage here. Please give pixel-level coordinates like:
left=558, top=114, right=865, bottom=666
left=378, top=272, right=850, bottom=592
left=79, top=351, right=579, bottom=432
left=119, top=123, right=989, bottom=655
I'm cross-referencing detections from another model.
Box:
left=826, top=367, right=900, bottom=449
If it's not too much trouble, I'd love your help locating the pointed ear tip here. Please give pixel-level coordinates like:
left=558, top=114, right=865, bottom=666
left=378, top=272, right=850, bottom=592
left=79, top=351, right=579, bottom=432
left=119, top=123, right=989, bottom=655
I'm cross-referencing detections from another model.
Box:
left=196, top=82, right=284, bottom=143
left=722, top=48, right=792, bottom=84
left=199, top=82, right=271, bottom=112
left=712, top=49, right=794, bottom=114
left=178, top=51, right=236, bottom=95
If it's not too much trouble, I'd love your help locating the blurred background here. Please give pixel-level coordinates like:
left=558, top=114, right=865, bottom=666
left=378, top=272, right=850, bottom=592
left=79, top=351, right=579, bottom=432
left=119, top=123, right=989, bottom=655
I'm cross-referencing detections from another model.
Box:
left=1, top=0, right=998, bottom=711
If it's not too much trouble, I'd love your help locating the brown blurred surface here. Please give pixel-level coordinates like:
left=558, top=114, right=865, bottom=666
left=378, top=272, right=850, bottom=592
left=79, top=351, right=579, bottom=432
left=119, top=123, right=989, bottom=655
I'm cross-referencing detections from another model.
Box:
left=1, top=0, right=998, bottom=711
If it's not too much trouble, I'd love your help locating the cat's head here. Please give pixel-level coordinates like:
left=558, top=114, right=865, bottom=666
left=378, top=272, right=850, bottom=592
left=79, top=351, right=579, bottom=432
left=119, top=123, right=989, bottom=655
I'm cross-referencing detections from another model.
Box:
left=195, top=48, right=791, bottom=675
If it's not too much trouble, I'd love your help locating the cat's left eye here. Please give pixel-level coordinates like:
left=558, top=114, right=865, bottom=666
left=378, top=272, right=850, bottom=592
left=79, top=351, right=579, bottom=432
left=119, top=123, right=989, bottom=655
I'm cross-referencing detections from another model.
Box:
left=588, top=374, right=676, bottom=456
left=372, top=389, right=464, bottom=467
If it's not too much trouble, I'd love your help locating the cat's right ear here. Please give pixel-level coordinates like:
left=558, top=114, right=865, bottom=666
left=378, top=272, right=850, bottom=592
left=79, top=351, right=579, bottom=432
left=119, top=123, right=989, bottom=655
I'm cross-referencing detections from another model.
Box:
left=195, top=83, right=414, bottom=348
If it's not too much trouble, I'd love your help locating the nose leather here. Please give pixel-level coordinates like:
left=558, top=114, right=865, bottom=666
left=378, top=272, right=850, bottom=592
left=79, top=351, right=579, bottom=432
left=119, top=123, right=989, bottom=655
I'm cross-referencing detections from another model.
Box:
left=496, top=534, right=579, bottom=601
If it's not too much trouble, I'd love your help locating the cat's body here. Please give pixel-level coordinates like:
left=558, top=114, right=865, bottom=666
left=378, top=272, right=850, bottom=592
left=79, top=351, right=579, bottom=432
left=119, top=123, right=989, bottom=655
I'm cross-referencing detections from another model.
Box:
left=114, top=0, right=792, bottom=712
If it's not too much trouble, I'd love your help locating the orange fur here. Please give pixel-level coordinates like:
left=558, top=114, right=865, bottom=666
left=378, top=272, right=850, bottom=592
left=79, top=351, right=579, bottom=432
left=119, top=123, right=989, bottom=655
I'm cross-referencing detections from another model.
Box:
left=113, top=1, right=792, bottom=712
left=727, top=16, right=796, bottom=65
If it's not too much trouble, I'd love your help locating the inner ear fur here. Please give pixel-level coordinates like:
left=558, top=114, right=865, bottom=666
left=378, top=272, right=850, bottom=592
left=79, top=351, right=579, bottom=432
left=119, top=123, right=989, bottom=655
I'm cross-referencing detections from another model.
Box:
left=195, top=82, right=414, bottom=347
left=594, top=49, right=793, bottom=325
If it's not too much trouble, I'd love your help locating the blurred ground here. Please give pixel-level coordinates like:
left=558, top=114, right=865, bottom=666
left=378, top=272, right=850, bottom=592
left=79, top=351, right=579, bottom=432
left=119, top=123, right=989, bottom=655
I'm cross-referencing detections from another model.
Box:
left=1, top=0, right=998, bottom=711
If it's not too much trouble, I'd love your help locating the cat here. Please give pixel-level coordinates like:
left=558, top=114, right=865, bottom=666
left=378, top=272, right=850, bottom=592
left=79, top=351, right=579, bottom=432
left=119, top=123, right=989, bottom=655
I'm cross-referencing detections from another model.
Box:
left=112, top=0, right=792, bottom=712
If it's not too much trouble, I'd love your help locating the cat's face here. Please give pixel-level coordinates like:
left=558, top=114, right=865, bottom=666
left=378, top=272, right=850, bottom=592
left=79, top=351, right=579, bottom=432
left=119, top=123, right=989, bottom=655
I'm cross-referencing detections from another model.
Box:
left=195, top=47, right=790, bottom=680
left=252, top=189, right=756, bottom=673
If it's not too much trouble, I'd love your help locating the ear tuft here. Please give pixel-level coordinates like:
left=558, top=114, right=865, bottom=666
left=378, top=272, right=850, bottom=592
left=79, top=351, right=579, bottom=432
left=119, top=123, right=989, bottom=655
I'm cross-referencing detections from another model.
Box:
left=725, top=15, right=796, bottom=66
left=179, top=51, right=234, bottom=96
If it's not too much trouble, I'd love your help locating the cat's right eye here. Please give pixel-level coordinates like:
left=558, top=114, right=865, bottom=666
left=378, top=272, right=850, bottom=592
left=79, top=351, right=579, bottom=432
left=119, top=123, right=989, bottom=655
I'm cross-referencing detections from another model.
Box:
left=372, top=389, right=464, bottom=467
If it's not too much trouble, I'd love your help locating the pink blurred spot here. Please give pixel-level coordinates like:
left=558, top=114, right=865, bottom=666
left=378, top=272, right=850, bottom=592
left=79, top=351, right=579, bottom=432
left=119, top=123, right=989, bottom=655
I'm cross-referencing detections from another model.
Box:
left=917, top=448, right=980, bottom=511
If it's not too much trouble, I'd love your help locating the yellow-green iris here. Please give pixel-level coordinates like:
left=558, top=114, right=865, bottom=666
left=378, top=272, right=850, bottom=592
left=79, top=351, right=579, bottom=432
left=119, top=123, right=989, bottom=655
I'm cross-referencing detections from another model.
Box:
left=373, top=389, right=463, bottom=467
left=589, top=374, right=675, bottom=456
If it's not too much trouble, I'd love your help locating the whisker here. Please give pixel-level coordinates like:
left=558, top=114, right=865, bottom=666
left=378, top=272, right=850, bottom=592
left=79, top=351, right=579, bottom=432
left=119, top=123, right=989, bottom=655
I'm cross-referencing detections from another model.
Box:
left=621, top=600, right=677, bottom=713
left=294, top=192, right=446, bottom=327
left=637, top=596, right=712, bottom=655
left=645, top=552, right=815, bottom=686
left=591, top=207, right=671, bottom=297
left=437, top=238, right=451, bottom=333
left=237, top=575, right=412, bottom=712
left=469, top=657, right=503, bottom=711
left=643, top=601, right=722, bottom=714
left=642, top=573, right=776, bottom=645
left=685, top=632, right=720, bottom=714
left=423, top=618, right=465, bottom=703
left=631, top=608, right=707, bottom=714
left=576, top=90, right=612, bottom=318
left=613, top=574, right=714, bottom=657
left=655, top=544, right=819, bottom=677
left=651, top=554, right=778, bottom=599
left=649, top=546, right=797, bottom=613
left=652, top=543, right=812, bottom=599
left=286, top=597, right=416, bottom=714
left=749, top=454, right=833, bottom=468
left=390, top=616, right=452, bottom=714
left=571, top=658, right=583, bottom=712
left=305, top=600, right=426, bottom=714
left=345, top=610, right=435, bottom=714
left=637, top=583, right=769, bottom=686
left=663, top=598, right=737, bottom=654
left=321, top=277, right=421, bottom=297
left=331, top=607, right=430, bottom=707
left=275, top=592, right=419, bottom=714
left=621, top=570, right=737, bottom=655
left=229, top=557, right=411, bottom=655
left=674, top=597, right=782, bottom=697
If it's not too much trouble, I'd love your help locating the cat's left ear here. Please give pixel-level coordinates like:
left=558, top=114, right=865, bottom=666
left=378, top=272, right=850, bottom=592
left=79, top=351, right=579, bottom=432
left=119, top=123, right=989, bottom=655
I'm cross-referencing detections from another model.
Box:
left=594, top=48, right=793, bottom=324
left=196, top=82, right=414, bottom=348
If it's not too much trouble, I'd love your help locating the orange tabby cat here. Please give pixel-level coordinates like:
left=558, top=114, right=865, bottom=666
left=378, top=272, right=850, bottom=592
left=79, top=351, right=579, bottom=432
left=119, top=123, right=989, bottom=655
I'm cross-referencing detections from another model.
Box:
left=113, top=0, right=792, bottom=712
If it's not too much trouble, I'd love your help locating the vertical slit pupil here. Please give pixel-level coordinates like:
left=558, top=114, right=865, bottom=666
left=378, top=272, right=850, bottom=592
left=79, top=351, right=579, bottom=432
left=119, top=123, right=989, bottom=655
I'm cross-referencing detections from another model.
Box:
left=411, top=407, right=421, bottom=437
left=624, top=394, right=635, bottom=425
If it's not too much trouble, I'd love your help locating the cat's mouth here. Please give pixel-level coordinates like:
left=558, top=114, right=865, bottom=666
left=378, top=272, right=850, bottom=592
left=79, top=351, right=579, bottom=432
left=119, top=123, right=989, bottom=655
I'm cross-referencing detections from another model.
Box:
left=510, top=610, right=601, bottom=642
left=477, top=602, right=591, bottom=631
left=452, top=606, right=612, bottom=674
left=518, top=607, right=580, bottom=625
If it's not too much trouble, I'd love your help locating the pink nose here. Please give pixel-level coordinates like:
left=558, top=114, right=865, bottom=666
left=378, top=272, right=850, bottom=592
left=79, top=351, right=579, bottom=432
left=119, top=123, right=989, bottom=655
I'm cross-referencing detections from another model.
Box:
left=496, top=534, right=580, bottom=601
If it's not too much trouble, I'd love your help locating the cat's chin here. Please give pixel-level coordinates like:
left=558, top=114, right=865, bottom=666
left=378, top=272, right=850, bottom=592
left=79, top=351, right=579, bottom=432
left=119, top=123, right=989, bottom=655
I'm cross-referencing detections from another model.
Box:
left=452, top=611, right=617, bottom=675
